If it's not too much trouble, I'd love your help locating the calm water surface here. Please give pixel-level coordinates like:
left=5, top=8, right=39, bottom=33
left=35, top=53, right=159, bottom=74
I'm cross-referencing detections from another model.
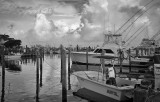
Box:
left=0, top=54, right=87, bottom=102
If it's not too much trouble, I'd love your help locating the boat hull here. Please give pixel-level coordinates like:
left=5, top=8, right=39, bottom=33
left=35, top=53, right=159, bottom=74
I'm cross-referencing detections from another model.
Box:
left=76, top=75, right=136, bottom=101
left=71, top=52, right=151, bottom=68
left=71, top=52, right=120, bottom=64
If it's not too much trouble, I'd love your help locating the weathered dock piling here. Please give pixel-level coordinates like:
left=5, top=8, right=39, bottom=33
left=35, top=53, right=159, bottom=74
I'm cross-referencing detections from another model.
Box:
left=129, top=48, right=131, bottom=72
left=60, top=45, right=62, bottom=83
left=86, top=47, right=88, bottom=70
left=1, top=45, right=5, bottom=102
left=36, top=52, right=40, bottom=102
left=40, top=50, right=43, bottom=87
left=101, top=49, right=105, bottom=78
left=61, top=45, right=67, bottom=102
left=119, top=49, right=122, bottom=73
left=68, top=47, right=71, bottom=90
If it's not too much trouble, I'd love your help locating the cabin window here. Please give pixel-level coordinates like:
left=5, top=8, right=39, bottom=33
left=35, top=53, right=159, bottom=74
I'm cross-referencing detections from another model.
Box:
left=94, top=49, right=114, bottom=54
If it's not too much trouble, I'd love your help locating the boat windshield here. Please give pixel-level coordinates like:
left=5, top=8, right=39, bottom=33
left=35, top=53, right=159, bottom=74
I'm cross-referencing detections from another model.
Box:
left=93, top=49, right=114, bottom=54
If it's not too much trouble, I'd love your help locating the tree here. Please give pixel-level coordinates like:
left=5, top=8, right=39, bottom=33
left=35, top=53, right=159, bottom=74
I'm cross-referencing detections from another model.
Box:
left=0, top=34, right=21, bottom=48
left=4, top=39, right=21, bottom=48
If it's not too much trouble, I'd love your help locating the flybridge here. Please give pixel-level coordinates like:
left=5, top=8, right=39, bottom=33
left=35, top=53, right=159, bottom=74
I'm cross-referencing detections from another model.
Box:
left=103, top=32, right=122, bottom=46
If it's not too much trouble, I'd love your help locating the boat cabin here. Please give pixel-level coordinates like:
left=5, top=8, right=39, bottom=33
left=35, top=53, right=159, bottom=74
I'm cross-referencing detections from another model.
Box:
left=93, top=43, right=124, bottom=57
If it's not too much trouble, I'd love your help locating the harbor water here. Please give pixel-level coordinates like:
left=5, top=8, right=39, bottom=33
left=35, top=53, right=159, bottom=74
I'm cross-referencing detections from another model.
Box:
left=0, top=54, right=152, bottom=102
left=0, top=54, right=87, bottom=102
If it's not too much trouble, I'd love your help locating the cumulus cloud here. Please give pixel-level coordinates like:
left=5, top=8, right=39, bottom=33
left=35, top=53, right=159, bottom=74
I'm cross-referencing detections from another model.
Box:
left=78, top=0, right=109, bottom=41
left=1, top=0, right=160, bottom=47
left=119, top=5, right=145, bottom=17
left=134, top=16, right=150, bottom=26
left=34, top=13, right=52, bottom=40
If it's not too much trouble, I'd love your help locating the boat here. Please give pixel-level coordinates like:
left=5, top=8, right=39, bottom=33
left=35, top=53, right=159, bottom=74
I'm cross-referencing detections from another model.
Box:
left=71, top=33, right=151, bottom=68
left=4, top=53, right=22, bottom=60
left=74, top=55, right=141, bottom=101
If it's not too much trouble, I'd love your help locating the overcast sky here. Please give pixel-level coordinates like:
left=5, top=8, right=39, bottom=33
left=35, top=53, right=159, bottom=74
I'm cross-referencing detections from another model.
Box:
left=0, top=0, right=160, bottom=47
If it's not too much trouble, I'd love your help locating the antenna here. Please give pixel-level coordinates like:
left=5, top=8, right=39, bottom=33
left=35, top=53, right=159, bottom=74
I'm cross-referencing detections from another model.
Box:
left=108, top=11, right=110, bottom=32
left=114, top=24, right=115, bottom=34
left=104, top=13, right=106, bottom=33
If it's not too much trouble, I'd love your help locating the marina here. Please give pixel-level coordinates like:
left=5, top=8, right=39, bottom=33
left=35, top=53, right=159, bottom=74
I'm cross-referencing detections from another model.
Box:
left=1, top=0, right=160, bottom=102
left=0, top=46, right=159, bottom=102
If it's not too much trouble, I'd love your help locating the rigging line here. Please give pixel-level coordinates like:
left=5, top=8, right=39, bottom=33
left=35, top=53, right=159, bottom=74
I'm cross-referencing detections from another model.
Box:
left=122, top=24, right=134, bottom=41
left=126, top=26, right=147, bottom=46
left=125, top=23, right=147, bottom=44
left=115, top=0, right=154, bottom=34
left=120, top=4, right=154, bottom=35
left=151, top=29, right=160, bottom=40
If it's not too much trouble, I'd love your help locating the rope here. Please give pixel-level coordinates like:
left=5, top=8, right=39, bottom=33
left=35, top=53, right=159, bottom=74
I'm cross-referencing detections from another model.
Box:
left=125, top=23, right=147, bottom=44
left=115, top=0, right=154, bottom=34
left=120, top=3, right=155, bottom=36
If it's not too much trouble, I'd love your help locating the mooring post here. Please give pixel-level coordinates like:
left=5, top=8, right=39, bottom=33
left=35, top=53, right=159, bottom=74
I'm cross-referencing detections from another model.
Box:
left=40, top=49, right=43, bottom=87
left=86, top=47, right=89, bottom=70
left=60, top=45, right=63, bottom=83
left=36, top=51, right=39, bottom=102
left=119, top=49, right=122, bottom=73
left=1, top=45, right=5, bottom=102
left=68, top=47, right=71, bottom=90
left=61, top=45, right=67, bottom=102
left=129, top=48, right=131, bottom=73
left=136, top=48, right=138, bottom=57
left=42, top=48, right=45, bottom=60
left=102, top=49, right=105, bottom=75
left=100, top=49, right=105, bottom=81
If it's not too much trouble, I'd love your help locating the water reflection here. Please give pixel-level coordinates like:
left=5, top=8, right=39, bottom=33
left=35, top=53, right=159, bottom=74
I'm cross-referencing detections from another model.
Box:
left=5, top=60, right=21, bottom=72
left=21, top=57, right=36, bottom=65
left=0, top=54, right=86, bottom=102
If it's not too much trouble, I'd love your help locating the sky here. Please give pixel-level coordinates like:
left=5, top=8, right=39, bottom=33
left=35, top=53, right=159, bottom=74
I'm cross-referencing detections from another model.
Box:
left=0, top=0, right=160, bottom=47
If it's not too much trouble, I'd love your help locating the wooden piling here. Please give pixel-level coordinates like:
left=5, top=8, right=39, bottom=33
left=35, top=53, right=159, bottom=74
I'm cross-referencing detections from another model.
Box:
left=1, top=45, right=5, bottom=102
left=101, top=49, right=105, bottom=79
left=119, top=49, right=122, bottom=73
left=68, top=48, right=71, bottom=90
left=129, top=48, right=131, bottom=73
left=136, top=48, right=138, bottom=57
left=40, top=50, right=43, bottom=87
left=60, top=45, right=62, bottom=83
left=86, top=47, right=88, bottom=70
left=61, top=45, right=67, bottom=102
left=36, top=52, right=39, bottom=102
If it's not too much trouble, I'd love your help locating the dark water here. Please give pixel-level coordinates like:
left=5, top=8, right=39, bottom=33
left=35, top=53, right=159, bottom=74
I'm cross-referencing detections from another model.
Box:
left=0, top=54, right=87, bottom=102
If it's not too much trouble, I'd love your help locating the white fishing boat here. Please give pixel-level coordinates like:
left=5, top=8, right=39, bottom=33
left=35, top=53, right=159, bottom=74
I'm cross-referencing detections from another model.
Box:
left=74, top=55, right=141, bottom=101
left=71, top=33, right=150, bottom=67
